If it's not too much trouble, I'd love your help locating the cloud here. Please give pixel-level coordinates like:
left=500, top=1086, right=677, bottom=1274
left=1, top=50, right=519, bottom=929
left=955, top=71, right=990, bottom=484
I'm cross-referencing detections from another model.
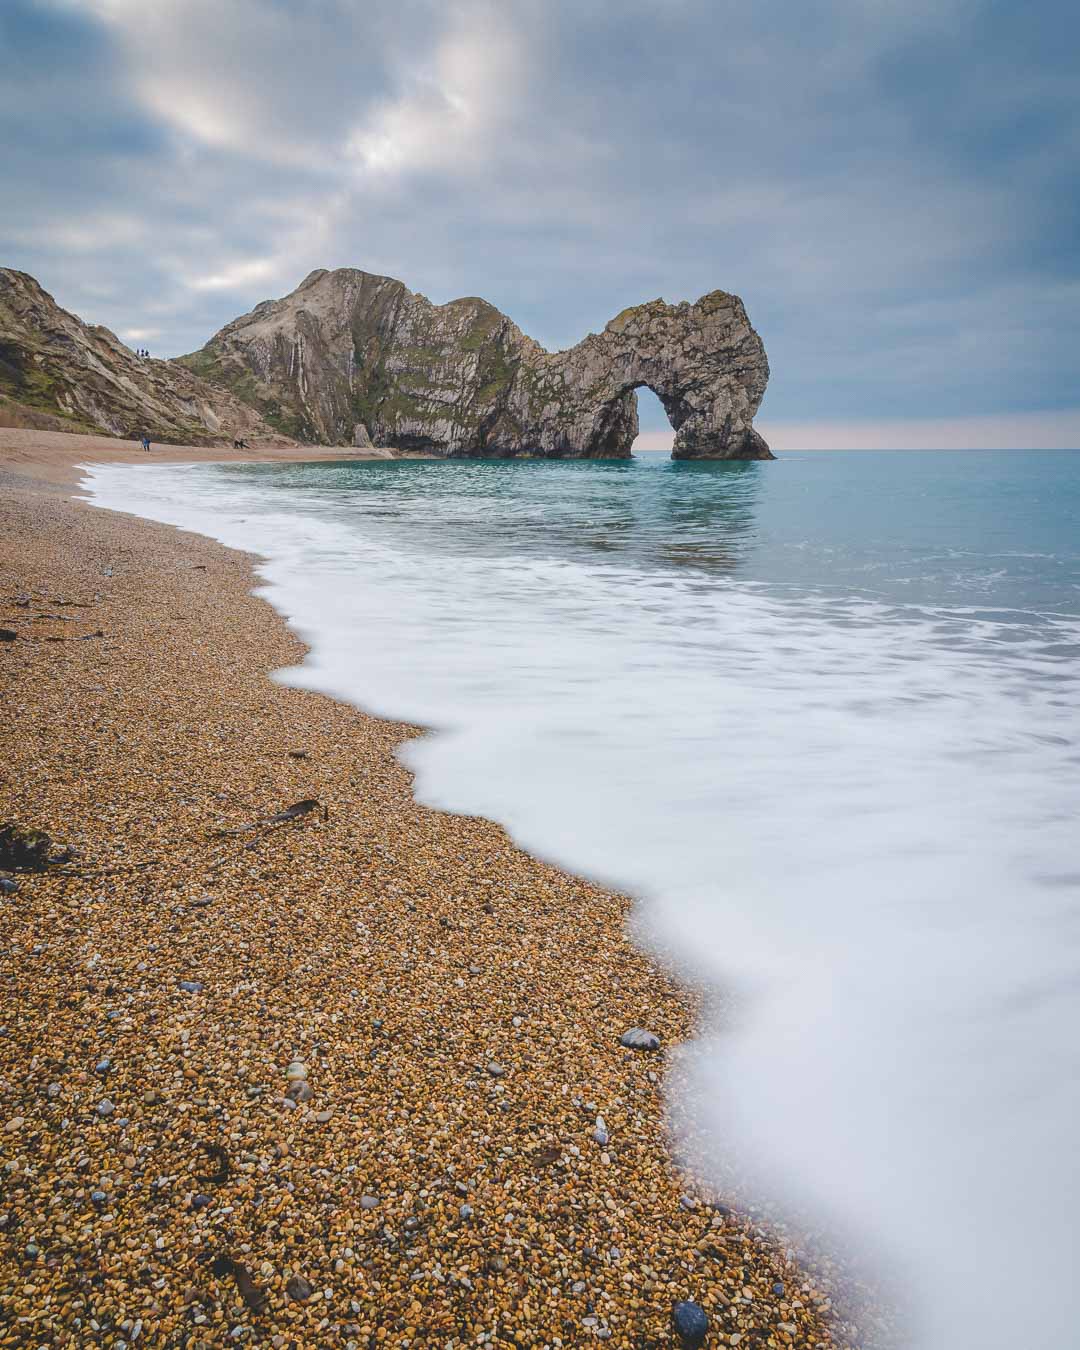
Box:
left=2, top=0, right=1077, bottom=431
left=346, top=5, right=521, bottom=177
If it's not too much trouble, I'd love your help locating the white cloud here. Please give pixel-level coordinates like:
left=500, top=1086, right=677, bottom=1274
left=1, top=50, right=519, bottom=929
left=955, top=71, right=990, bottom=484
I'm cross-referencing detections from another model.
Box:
left=346, top=4, right=521, bottom=177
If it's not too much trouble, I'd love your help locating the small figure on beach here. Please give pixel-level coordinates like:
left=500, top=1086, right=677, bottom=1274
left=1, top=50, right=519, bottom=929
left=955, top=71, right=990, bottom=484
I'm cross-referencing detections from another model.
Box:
left=232, top=437, right=248, bottom=450
left=141, top=434, right=151, bottom=452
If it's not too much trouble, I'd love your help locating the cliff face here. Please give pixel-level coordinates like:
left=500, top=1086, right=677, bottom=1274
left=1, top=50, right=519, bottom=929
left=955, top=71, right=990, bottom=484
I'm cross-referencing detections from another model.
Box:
left=1, top=265, right=771, bottom=457
left=0, top=270, right=281, bottom=444
left=180, top=268, right=772, bottom=459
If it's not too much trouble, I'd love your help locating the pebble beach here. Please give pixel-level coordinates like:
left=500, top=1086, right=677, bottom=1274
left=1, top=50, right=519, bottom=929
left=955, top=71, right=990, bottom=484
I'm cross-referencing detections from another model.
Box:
left=0, top=431, right=856, bottom=1348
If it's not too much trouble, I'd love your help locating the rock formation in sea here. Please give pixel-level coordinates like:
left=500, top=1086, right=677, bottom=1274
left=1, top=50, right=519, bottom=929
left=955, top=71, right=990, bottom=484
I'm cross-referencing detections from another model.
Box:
left=0, top=269, right=280, bottom=444
left=1, top=264, right=771, bottom=457
left=181, top=268, right=772, bottom=459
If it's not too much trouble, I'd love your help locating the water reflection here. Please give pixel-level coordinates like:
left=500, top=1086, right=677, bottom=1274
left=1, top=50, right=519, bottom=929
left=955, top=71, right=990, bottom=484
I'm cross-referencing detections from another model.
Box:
left=227, top=453, right=768, bottom=579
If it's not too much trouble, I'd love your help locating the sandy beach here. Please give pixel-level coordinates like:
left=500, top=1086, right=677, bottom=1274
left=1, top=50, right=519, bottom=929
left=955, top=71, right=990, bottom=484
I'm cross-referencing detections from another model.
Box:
left=0, top=429, right=849, bottom=1348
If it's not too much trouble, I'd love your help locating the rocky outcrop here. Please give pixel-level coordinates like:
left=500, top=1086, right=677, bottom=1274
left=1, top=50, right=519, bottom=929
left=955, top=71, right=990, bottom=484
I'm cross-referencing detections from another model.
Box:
left=0, top=269, right=282, bottom=445
left=1, top=265, right=771, bottom=457
left=180, top=268, right=771, bottom=459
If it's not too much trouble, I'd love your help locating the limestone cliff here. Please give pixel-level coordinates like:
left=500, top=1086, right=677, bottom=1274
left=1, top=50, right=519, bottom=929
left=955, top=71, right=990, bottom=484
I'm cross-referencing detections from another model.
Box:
left=180, top=268, right=772, bottom=459
left=0, top=269, right=281, bottom=444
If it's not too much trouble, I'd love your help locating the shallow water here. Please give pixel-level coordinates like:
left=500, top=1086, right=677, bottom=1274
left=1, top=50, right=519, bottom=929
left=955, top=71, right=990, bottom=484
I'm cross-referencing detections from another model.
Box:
left=86, top=449, right=1080, bottom=1348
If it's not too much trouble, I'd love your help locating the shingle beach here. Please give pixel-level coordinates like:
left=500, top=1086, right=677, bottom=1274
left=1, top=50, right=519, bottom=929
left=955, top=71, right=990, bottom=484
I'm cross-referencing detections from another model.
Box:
left=0, top=430, right=862, bottom=1348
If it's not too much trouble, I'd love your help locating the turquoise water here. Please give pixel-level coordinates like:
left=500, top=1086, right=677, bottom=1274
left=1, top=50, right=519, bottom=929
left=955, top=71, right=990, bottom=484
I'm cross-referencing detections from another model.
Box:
left=207, top=447, right=1080, bottom=610
left=86, top=449, right=1080, bottom=1350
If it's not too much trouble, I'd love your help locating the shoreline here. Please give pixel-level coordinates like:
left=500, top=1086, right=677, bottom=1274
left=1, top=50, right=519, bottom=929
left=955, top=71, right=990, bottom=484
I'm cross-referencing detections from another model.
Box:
left=1, top=429, right=853, bottom=1347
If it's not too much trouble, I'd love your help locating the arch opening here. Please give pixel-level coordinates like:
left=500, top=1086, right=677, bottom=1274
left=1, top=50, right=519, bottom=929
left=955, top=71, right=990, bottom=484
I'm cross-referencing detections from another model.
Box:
left=631, top=385, right=675, bottom=456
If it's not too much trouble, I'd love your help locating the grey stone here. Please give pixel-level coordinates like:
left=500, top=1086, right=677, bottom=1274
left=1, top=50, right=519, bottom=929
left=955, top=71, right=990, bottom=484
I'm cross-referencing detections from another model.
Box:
left=178, top=980, right=203, bottom=994
left=285, top=1274, right=313, bottom=1303
left=619, top=1027, right=661, bottom=1052
left=96, top=1099, right=114, bottom=1117
left=359, top=1194, right=379, bottom=1209
left=672, top=1301, right=709, bottom=1348
left=285, top=1080, right=313, bottom=1104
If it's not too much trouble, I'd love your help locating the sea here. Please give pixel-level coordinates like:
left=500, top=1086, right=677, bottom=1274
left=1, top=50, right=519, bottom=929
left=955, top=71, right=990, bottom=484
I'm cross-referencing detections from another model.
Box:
left=85, top=448, right=1080, bottom=1349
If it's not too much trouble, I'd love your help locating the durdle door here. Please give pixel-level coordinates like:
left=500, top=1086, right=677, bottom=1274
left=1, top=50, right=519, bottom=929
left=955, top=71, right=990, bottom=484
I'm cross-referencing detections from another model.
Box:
left=1, top=264, right=771, bottom=457
left=181, top=268, right=773, bottom=459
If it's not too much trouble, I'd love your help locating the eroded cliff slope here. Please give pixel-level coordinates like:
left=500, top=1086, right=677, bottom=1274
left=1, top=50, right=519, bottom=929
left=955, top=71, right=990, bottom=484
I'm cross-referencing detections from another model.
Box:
left=0, top=270, right=280, bottom=444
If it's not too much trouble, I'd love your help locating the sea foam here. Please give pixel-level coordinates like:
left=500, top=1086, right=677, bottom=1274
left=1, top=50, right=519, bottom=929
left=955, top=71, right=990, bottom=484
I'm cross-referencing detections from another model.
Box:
left=85, top=456, right=1080, bottom=1348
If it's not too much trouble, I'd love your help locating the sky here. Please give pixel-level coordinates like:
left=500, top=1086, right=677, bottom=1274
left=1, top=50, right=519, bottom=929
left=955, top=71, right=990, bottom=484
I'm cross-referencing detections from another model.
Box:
left=1, top=0, right=1078, bottom=449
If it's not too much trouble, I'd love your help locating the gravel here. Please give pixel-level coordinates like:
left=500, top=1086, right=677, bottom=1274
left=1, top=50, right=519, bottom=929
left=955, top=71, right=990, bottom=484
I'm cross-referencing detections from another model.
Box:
left=0, top=459, right=861, bottom=1348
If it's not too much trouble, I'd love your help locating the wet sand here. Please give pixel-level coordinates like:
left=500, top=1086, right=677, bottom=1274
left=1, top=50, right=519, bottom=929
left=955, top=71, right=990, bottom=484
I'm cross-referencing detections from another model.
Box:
left=0, top=429, right=853, bottom=1347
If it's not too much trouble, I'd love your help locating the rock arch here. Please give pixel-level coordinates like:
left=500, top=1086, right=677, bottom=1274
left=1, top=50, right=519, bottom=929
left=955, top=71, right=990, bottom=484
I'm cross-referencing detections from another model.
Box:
left=182, top=269, right=773, bottom=459
left=525, top=292, right=772, bottom=460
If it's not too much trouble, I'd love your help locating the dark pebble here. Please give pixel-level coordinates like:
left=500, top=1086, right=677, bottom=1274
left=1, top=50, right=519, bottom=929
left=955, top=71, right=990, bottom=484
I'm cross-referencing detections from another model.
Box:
left=619, top=1027, right=661, bottom=1052
left=672, top=1300, right=709, bottom=1348
left=285, top=1273, right=313, bottom=1302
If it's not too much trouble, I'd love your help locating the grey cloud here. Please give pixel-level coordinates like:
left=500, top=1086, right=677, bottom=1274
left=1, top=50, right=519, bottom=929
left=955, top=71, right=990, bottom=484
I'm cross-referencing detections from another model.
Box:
left=2, top=0, right=1077, bottom=433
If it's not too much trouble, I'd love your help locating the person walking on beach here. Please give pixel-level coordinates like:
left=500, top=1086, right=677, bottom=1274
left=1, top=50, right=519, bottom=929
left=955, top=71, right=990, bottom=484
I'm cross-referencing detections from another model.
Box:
left=141, top=433, right=151, bottom=452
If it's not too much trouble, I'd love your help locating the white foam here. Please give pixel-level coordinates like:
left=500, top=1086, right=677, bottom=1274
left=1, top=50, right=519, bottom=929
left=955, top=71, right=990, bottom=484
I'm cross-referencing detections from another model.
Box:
left=85, top=460, right=1080, bottom=1347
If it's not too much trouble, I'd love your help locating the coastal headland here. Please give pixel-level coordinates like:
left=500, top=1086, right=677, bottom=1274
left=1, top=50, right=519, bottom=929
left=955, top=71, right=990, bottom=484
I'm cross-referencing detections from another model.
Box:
left=0, top=429, right=846, bottom=1347
left=1, top=267, right=771, bottom=462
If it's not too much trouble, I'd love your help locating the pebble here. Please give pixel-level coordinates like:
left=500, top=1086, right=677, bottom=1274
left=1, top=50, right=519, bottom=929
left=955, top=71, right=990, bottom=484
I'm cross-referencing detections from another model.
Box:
left=5, top=1117, right=24, bottom=1133
left=177, top=980, right=203, bottom=994
left=593, top=1115, right=610, bottom=1146
left=285, top=1274, right=313, bottom=1302
left=285, top=1079, right=313, bottom=1103
left=285, top=1060, right=308, bottom=1082
left=46, top=1082, right=61, bottom=1098
left=96, top=1099, right=114, bottom=1117
left=359, top=1194, right=380, bottom=1209
left=459, top=1203, right=473, bottom=1219
left=95, top=1058, right=112, bottom=1074
left=672, top=1300, right=709, bottom=1348
left=486, top=1062, right=505, bottom=1077
left=0, top=878, right=18, bottom=896
left=314, top=1109, right=333, bottom=1123
left=619, top=1027, right=661, bottom=1051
